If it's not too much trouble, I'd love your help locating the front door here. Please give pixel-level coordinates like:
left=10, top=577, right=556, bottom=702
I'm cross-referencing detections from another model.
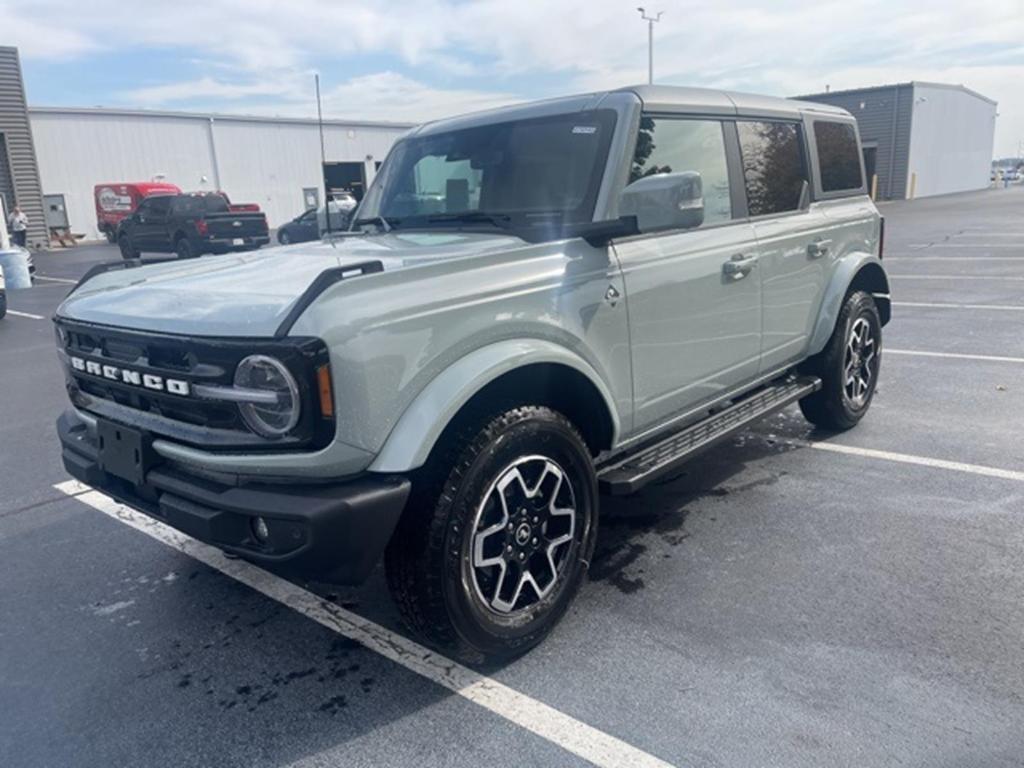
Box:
left=613, top=116, right=762, bottom=435
left=735, top=120, right=830, bottom=373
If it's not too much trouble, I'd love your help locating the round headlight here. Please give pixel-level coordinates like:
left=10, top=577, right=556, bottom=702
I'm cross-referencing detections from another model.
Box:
left=234, top=355, right=300, bottom=438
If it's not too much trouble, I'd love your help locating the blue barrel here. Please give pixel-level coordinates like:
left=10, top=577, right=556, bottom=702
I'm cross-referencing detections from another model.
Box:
left=0, top=248, right=32, bottom=289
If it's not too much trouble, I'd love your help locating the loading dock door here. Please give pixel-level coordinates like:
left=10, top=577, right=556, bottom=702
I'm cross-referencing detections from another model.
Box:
left=323, top=162, right=367, bottom=201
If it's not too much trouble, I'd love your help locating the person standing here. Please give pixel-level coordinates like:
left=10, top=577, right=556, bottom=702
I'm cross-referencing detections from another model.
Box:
left=7, top=205, right=28, bottom=248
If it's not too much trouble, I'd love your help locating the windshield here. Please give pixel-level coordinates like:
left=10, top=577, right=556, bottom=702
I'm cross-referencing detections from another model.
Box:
left=358, top=109, right=617, bottom=238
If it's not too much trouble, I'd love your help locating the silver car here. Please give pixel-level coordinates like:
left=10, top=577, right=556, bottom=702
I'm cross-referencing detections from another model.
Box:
left=55, top=85, right=889, bottom=661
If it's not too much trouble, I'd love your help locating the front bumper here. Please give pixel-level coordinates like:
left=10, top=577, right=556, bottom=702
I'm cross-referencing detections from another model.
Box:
left=58, top=409, right=410, bottom=584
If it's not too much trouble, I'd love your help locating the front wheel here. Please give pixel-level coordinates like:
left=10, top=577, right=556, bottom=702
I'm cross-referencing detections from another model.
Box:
left=278, top=230, right=291, bottom=245
left=385, top=405, right=598, bottom=663
left=799, top=290, right=882, bottom=430
left=118, top=235, right=139, bottom=260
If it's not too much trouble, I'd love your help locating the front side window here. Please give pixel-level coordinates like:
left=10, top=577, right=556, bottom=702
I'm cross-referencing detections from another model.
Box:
left=146, top=196, right=172, bottom=216
left=360, top=110, right=617, bottom=236
left=814, top=121, right=863, bottom=193
left=737, top=121, right=808, bottom=216
left=629, top=117, right=733, bottom=226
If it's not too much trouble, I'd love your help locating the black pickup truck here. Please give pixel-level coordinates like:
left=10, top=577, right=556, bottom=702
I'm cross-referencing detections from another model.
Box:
left=117, top=193, right=269, bottom=259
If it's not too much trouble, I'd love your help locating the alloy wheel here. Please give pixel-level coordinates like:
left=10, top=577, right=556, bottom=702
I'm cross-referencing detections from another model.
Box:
left=843, top=317, right=878, bottom=407
left=469, top=456, right=577, bottom=615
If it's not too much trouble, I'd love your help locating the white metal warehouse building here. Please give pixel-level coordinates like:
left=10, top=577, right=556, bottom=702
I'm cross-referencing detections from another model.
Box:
left=29, top=107, right=413, bottom=239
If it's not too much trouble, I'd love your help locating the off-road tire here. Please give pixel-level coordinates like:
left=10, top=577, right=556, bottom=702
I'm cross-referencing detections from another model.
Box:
left=799, top=290, right=882, bottom=430
left=118, top=235, right=139, bottom=260
left=385, top=405, right=599, bottom=663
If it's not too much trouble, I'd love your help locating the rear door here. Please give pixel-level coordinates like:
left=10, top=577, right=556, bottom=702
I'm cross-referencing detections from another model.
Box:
left=613, top=115, right=762, bottom=435
left=806, top=117, right=878, bottom=308
left=736, top=120, right=831, bottom=372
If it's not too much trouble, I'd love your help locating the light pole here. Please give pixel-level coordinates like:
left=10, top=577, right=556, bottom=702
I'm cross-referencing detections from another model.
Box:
left=637, top=7, right=663, bottom=84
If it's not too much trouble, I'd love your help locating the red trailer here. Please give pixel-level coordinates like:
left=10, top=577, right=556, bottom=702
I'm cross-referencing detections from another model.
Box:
left=94, top=182, right=181, bottom=243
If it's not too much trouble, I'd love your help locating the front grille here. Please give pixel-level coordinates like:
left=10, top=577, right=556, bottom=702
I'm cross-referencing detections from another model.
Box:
left=56, top=319, right=334, bottom=451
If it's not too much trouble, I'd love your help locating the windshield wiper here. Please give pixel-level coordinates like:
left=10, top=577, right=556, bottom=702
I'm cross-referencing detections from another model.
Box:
left=352, top=215, right=396, bottom=232
left=424, top=211, right=513, bottom=229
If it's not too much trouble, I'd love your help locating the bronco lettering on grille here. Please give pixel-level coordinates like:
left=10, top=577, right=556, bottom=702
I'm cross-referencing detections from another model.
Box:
left=69, top=355, right=191, bottom=396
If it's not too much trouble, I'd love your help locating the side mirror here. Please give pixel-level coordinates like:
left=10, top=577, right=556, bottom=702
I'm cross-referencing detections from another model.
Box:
left=619, top=171, right=704, bottom=233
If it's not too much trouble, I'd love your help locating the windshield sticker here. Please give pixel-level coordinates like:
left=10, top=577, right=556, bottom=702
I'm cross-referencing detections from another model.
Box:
left=572, top=125, right=598, bottom=135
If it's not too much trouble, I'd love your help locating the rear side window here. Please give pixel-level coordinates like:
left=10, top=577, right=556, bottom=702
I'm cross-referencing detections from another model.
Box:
left=737, top=121, right=808, bottom=216
left=814, top=121, right=863, bottom=192
left=629, top=116, right=733, bottom=226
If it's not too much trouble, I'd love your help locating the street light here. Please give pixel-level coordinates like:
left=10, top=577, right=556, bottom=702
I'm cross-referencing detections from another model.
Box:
left=637, top=7, right=664, bottom=84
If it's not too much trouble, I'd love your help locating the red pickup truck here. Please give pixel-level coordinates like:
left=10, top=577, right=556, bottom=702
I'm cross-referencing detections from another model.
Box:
left=95, top=184, right=262, bottom=243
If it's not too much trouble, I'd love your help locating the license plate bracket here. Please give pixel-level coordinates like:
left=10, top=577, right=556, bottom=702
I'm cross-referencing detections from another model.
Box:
left=232, top=237, right=244, bottom=246
left=97, top=420, right=153, bottom=485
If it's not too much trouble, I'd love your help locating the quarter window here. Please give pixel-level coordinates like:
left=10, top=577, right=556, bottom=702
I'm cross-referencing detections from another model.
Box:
left=629, top=117, right=733, bottom=226
left=814, top=121, right=863, bottom=193
left=737, top=121, right=808, bottom=216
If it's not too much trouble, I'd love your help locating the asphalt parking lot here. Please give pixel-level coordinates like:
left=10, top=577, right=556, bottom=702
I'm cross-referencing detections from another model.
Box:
left=2, top=186, right=1023, bottom=767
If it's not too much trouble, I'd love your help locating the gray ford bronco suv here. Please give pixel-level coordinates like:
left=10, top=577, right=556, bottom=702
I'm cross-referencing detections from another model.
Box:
left=55, top=85, right=889, bottom=661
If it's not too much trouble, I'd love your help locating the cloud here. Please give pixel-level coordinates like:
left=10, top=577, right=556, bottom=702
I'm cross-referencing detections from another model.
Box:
left=4, top=0, right=1023, bottom=155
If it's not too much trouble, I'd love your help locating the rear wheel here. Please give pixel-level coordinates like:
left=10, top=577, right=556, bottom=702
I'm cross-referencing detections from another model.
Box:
left=118, top=235, right=139, bottom=260
left=0, top=292, right=7, bottom=319
left=799, top=290, right=882, bottom=430
left=385, top=405, right=598, bottom=663
left=103, top=227, right=117, bottom=244
left=175, top=238, right=195, bottom=259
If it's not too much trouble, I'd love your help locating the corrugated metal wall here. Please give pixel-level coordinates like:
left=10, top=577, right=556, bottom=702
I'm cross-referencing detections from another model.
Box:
left=0, top=47, right=47, bottom=247
left=907, top=84, right=996, bottom=197
left=30, top=108, right=411, bottom=239
left=799, top=84, right=915, bottom=200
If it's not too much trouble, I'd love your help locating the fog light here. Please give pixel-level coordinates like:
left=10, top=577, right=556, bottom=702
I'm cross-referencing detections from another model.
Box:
left=252, top=516, right=270, bottom=543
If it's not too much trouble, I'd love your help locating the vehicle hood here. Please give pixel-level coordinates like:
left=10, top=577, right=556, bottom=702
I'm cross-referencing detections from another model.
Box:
left=56, top=232, right=525, bottom=337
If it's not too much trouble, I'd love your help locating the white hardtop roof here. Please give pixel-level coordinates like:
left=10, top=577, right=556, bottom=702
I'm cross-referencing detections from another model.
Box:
left=412, top=84, right=852, bottom=137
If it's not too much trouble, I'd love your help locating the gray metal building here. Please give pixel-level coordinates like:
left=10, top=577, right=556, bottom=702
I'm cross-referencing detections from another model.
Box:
left=797, top=82, right=997, bottom=200
left=0, top=46, right=47, bottom=248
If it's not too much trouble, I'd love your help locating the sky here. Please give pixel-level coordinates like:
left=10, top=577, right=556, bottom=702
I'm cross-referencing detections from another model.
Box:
left=3, top=0, right=1022, bottom=157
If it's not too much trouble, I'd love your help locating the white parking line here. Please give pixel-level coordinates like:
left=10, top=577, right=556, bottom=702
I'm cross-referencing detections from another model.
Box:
left=53, top=480, right=676, bottom=768
left=34, top=275, right=78, bottom=284
left=886, top=349, right=1024, bottom=364
left=885, top=256, right=1024, bottom=262
left=893, top=301, right=1024, bottom=311
left=888, top=274, right=1024, bottom=281
left=907, top=243, right=1023, bottom=248
left=6, top=309, right=45, bottom=320
left=804, top=442, right=1024, bottom=483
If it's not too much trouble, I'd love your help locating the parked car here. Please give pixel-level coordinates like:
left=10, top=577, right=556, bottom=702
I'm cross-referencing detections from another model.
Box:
left=55, top=85, right=889, bottom=662
left=317, top=197, right=357, bottom=235
left=117, top=192, right=269, bottom=259
left=95, top=182, right=182, bottom=243
left=277, top=208, right=320, bottom=245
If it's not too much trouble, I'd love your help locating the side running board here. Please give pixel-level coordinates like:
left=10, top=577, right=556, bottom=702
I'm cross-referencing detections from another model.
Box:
left=598, top=375, right=821, bottom=495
